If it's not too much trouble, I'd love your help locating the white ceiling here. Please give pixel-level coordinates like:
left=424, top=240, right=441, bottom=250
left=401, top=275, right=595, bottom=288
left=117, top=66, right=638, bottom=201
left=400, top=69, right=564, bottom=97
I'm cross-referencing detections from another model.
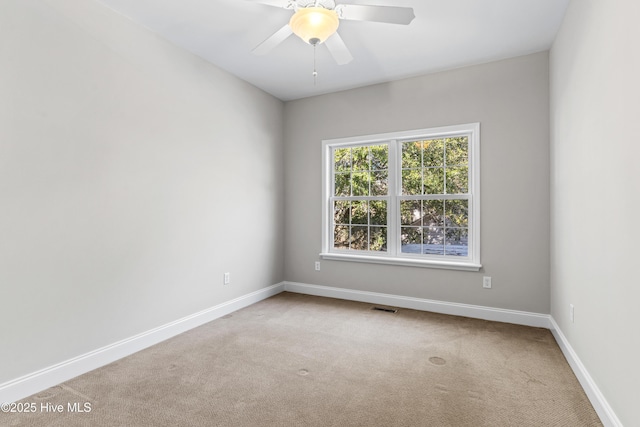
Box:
left=94, top=0, right=570, bottom=101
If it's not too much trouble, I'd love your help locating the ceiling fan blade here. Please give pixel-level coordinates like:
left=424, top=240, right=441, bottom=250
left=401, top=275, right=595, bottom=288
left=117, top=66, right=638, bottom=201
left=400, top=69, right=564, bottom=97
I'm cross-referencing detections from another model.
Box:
left=252, top=25, right=293, bottom=55
left=244, top=0, right=291, bottom=8
left=324, top=33, right=353, bottom=65
left=337, top=4, right=415, bottom=25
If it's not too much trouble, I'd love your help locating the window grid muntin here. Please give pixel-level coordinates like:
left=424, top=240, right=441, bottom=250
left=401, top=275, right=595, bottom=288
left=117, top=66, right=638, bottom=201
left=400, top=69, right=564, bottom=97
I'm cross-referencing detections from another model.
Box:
left=397, top=133, right=472, bottom=259
left=331, top=137, right=473, bottom=258
left=331, top=142, right=390, bottom=253
left=333, top=144, right=389, bottom=198
left=398, top=197, right=470, bottom=258
left=400, top=135, right=470, bottom=196
left=331, top=197, right=389, bottom=252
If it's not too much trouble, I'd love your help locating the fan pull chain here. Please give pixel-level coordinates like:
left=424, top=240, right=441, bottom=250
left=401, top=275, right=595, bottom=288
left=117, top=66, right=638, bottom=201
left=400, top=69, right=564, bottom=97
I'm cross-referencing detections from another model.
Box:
left=312, top=43, right=318, bottom=86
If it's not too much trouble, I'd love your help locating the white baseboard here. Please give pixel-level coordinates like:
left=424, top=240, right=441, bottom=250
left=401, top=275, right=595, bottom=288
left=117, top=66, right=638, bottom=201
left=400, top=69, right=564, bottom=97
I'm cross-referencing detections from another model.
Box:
left=549, top=317, right=622, bottom=427
left=283, top=281, right=551, bottom=328
left=0, top=283, right=285, bottom=404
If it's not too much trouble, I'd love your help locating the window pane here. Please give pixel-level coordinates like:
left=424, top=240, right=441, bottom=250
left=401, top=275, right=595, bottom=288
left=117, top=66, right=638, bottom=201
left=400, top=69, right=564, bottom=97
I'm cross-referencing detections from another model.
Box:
left=352, top=147, right=369, bottom=171
left=423, top=227, right=444, bottom=255
left=334, top=148, right=351, bottom=172
left=351, top=171, right=370, bottom=196
left=446, top=167, right=468, bottom=194
left=446, top=137, right=468, bottom=166
left=350, top=226, right=368, bottom=250
left=402, top=169, right=422, bottom=195
left=371, top=145, right=388, bottom=170
left=370, top=200, right=387, bottom=225
left=370, top=227, right=387, bottom=252
left=402, top=141, right=422, bottom=169
left=423, top=200, right=444, bottom=227
left=335, top=173, right=350, bottom=196
left=334, top=200, right=350, bottom=225
left=445, top=228, right=468, bottom=256
left=333, top=226, right=349, bottom=249
left=401, top=227, right=422, bottom=253
left=424, top=139, right=444, bottom=167
left=400, top=200, right=422, bottom=226
left=424, top=167, right=445, bottom=194
left=371, top=170, right=388, bottom=196
left=351, top=200, right=368, bottom=224
left=445, top=200, right=468, bottom=227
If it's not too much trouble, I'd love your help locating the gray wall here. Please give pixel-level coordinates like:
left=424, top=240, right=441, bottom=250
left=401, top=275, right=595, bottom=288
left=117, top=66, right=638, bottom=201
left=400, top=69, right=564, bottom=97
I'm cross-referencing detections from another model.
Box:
left=0, top=0, right=284, bottom=384
left=284, top=52, right=550, bottom=314
left=550, top=1, right=640, bottom=425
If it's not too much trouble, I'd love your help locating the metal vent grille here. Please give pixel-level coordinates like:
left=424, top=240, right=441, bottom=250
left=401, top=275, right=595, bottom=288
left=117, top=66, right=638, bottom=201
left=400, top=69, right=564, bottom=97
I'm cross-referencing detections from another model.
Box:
left=371, top=306, right=398, bottom=313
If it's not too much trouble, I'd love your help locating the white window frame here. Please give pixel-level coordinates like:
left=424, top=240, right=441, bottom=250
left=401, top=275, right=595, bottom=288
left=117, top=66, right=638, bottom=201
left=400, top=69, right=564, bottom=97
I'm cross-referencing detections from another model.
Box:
left=321, top=123, right=481, bottom=271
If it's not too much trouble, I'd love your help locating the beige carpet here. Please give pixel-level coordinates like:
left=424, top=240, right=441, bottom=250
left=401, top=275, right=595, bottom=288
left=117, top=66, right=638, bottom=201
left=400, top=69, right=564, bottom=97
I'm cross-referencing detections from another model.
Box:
left=5, top=292, right=602, bottom=426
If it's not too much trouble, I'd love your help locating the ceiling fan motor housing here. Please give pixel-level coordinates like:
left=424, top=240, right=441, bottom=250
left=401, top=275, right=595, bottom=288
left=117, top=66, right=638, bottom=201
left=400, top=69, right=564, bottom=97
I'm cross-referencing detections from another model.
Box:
left=295, top=0, right=336, bottom=9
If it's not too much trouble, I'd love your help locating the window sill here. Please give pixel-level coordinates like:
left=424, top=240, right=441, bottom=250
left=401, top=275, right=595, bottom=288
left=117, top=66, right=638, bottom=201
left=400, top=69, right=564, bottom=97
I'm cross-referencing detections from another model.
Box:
left=320, top=252, right=482, bottom=271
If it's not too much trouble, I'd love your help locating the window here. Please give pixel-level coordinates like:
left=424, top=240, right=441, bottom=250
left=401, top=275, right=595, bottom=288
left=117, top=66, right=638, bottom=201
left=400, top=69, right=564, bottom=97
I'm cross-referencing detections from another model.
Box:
left=321, top=123, right=480, bottom=271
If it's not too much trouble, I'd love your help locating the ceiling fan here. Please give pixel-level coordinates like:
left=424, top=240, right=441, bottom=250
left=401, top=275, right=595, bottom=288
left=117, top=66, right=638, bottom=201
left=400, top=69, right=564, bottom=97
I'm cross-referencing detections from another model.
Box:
left=247, top=0, right=415, bottom=65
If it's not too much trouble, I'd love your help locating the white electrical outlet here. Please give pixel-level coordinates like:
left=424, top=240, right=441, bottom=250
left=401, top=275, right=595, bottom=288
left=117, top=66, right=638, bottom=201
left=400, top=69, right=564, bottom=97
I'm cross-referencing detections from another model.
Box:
left=224, top=272, right=230, bottom=285
left=315, top=261, right=321, bottom=271
left=483, top=276, right=492, bottom=289
left=570, top=304, right=574, bottom=323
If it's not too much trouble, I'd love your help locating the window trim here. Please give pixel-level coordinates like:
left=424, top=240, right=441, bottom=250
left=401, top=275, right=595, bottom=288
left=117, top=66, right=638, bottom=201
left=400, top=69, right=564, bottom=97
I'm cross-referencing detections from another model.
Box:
left=321, top=123, right=481, bottom=271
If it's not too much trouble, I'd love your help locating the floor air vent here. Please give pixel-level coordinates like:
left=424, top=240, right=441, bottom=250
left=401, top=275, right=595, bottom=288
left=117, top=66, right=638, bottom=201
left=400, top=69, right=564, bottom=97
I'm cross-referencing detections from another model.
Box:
left=372, top=307, right=398, bottom=313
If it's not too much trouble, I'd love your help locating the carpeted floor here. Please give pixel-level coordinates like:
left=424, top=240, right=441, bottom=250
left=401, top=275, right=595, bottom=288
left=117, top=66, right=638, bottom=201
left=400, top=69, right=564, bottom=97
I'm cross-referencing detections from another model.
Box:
left=4, top=292, right=602, bottom=426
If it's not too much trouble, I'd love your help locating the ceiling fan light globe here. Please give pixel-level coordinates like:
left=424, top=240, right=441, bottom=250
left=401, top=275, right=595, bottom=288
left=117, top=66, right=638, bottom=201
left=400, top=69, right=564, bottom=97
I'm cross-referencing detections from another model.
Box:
left=289, top=7, right=339, bottom=45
